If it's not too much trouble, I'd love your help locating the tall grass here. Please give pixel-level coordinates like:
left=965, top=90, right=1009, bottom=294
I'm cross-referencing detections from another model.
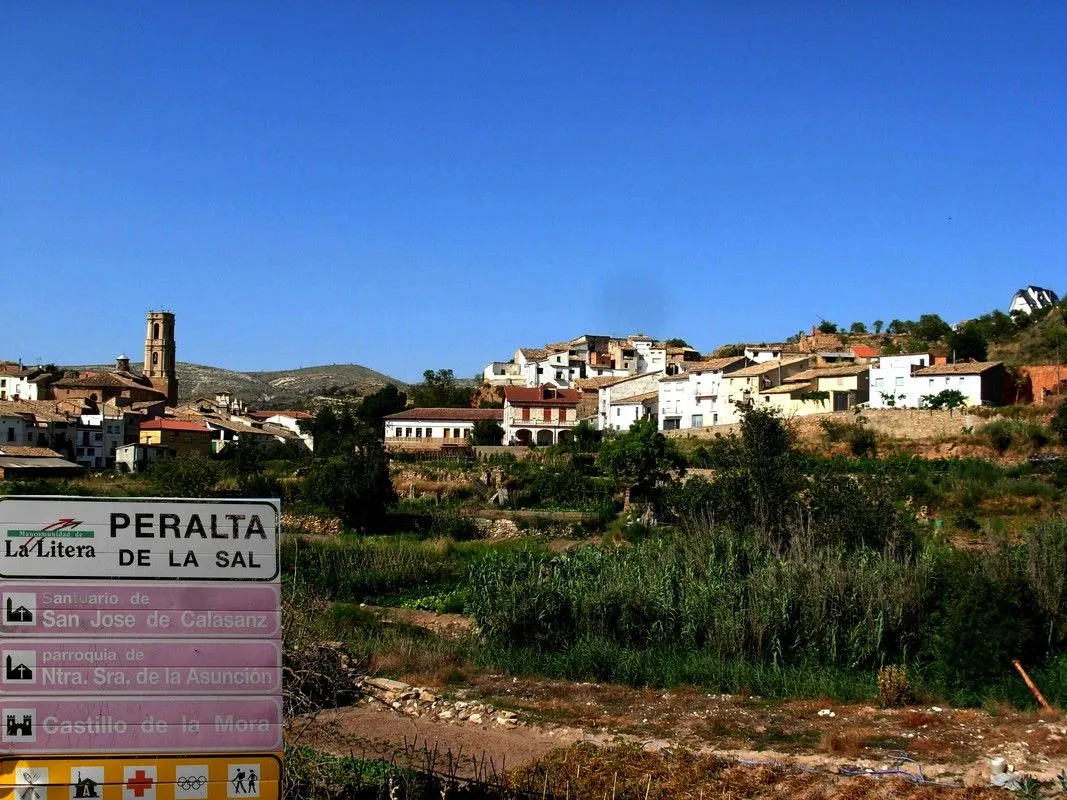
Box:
left=466, top=519, right=1067, bottom=705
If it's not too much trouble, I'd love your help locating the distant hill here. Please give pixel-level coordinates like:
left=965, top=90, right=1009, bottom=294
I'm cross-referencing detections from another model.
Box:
left=65, top=362, right=407, bottom=408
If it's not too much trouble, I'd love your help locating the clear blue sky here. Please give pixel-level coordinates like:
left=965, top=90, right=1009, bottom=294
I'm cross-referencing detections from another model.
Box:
left=3, top=2, right=1063, bottom=382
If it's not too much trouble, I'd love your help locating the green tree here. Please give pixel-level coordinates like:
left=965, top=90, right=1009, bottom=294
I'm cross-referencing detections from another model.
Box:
left=470, top=418, right=505, bottom=446
left=356, top=384, right=408, bottom=435
left=598, top=418, right=685, bottom=506
left=303, top=431, right=396, bottom=532
left=817, top=320, right=838, bottom=334
left=946, top=322, right=988, bottom=362
left=664, top=337, right=690, bottom=348
left=887, top=319, right=908, bottom=335
left=571, top=419, right=603, bottom=453
left=921, top=389, right=968, bottom=411
left=849, top=321, right=867, bottom=334
left=913, top=313, right=952, bottom=343
left=408, top=369, right=475, bottom=408
left=873, top=319, right=884, bottom=334
left=148, top=453, right=221, bottom=497
left=1052, top=399, right=1067, bottom=445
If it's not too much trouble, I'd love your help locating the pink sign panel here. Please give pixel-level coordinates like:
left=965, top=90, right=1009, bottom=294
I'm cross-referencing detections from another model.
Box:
left=0, top=696, right=283, bottom=754
left=0, top=583, right=280, bottom=638
left=1, top=639, right=282, bottom=696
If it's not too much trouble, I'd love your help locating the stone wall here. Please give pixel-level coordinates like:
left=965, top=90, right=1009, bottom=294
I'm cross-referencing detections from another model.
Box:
left=666, top=408, right=989, bottom=443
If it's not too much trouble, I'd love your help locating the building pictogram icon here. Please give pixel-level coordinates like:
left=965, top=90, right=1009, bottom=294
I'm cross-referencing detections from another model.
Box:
left=73, top=770, right=101, bottom=798
left=4, top=651, right=35, bottom=681
left=4, top=594, right=35, bottom=624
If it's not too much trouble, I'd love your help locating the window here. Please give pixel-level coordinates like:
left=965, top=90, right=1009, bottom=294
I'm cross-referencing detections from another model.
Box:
left=415, top=428, right=422, bottom=438
left=894, top=376, right=904, bottom=387
left=454, top=428, right=461, bottom=438
left=443, top=429, right=450, bottom=439
left=929, top=379, right=935, bottom=387
left=874, top=377, right=883, bottom=387
left=615, top=408, right=620, bottom=417
left=692, top=414, right=703, bottom=428
left=405, top=427, right=412, bottom=437
left=152, top=352, right=159, bottom=366
left=522, top=407, right=530, bottom=421
left=712, top=413, right=718, bottom=425
left=6, top=427, right=14, bottom=442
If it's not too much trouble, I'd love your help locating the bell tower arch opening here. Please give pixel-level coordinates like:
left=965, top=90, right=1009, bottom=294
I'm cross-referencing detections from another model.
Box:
left=144, top=310, right=178, bottom=405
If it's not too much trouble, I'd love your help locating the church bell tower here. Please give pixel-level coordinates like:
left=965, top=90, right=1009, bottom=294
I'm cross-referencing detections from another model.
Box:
left=144, top=310, right=178, bottom=406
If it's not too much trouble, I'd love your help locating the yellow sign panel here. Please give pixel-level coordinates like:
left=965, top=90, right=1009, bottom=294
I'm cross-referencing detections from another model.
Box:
left=0, top=753, right=280, bottom=800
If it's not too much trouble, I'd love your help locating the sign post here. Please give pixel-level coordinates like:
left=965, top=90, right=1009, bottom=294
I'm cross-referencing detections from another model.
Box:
left=0, top=496, right=283, bottom=800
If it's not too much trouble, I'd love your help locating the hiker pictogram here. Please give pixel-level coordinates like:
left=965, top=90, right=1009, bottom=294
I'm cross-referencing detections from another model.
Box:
left=227, top=763, right=260, bottom=797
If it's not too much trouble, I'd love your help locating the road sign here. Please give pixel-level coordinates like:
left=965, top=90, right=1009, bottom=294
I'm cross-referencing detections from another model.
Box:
left=0, top=498, right=279, bottom=581
left=1, top=753, right=281, bottom=799
left=0, top=697, right=282, bottom=754
left=0, top=583, right=281, bottom=638
left=1, top=639, right=282, bottom=696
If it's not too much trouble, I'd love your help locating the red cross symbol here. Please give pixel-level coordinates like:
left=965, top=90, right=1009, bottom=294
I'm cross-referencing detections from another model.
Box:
left=125, top=769, right=154, bottom=798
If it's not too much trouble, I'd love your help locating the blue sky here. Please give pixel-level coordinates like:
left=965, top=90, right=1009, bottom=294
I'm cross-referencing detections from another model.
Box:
left=3, top=2, right=1064, bottom=382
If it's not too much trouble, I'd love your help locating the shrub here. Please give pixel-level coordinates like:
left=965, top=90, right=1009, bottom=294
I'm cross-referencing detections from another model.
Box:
left=877, top=665, right=911, bottom=708
left=984, top=420, right=1014, bottom=454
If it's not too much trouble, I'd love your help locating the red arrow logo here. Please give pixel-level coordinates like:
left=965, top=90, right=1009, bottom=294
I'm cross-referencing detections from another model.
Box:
left=40, top=518, right=82, bottom=531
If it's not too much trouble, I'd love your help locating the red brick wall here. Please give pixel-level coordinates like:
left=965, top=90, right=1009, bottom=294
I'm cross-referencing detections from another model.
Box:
left=1017, top=365, right=1067, bottom=405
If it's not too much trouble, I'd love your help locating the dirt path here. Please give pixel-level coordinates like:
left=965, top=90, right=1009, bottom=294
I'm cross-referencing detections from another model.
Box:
left=293, top=670, right=1067, bottom=793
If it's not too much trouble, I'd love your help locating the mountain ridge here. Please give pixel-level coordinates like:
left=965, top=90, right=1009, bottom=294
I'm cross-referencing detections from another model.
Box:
left=64, top=361, right=408, bottom=407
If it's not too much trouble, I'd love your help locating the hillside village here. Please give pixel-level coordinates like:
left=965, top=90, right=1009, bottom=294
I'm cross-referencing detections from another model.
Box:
left=0, top=285, right=1063, bottom=478
left=388, top=284, right=1065, bottom=451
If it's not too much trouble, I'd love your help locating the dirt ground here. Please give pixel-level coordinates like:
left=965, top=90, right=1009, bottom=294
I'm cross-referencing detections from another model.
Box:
left=292, top=621, right=1067, bottom=797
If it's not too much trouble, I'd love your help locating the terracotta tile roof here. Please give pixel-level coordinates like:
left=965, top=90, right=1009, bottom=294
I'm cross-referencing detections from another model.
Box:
left=659, top=373, right=690, bottom=383
left=247, top=410, right=313, bottom=421
left=851, top=345, right=879, bottom=358
left=787, top=365, right=869, bottom=382
left=727, top=356, right=811, bottom=378
left=503, top=387, right=581, bottom=406
left=518, top=348, right=549, bottom=361
left=610, top=391, right=659, bottom=405
left=0, top=399, right=76, bottom=422
left=761, top=383, right=810, bottom=395
left=914, top=361, right=1003, bottom=376
left=573, top=377, right=623, bottom=391
left=55, top=370, right=164, bottom=396
left=204, top=418, right=275, bottom=437
left=684, top=357, right=748, bottom=373
left=140, top=419, right=211, bottom=433
left=0, top=445, right=63, bottom=457
left=384, top=407, right=504, bottom=422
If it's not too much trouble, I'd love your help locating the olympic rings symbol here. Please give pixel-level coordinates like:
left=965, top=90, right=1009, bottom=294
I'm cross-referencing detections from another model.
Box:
left=176, top=775, right=208, bottom=790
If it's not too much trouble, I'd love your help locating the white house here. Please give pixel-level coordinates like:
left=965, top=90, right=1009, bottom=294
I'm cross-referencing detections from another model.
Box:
left=245, top=410, right=315, bottom=451
left=658, top=356, right=748, bottom=430
left=385, top=407, right=505, bottom=449
left=482, top=361, right=524, bottom=387
left=0, top=410, right=33, bottom=446
left=911, top=362, right=1007, bottom=407
left=609, top=392, right=659, bottom=430
left=1010, top=286, right=1060, bottom=316
left=0, top=367, right=53, bottom=401
left=598, top=371, right=665, bottom=431
left=868, top=354, right=931, bottom=408
left=75, top=412, right=127, bottom=469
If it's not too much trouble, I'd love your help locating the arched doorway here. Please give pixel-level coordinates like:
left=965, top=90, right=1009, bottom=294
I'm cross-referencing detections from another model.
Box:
left=557, top=430, right=573, bottom=445
left=514, top=429, right=533, bottom=445
left=535, top=429, right=553, bottom=446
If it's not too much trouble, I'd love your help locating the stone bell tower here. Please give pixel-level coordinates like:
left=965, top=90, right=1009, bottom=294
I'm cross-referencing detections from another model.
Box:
left=144, top=310, right=178, bottom=405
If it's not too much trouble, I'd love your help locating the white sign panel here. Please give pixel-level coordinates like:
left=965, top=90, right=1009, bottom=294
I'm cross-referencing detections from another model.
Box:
left=0, top=498, right=279, bottom=581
